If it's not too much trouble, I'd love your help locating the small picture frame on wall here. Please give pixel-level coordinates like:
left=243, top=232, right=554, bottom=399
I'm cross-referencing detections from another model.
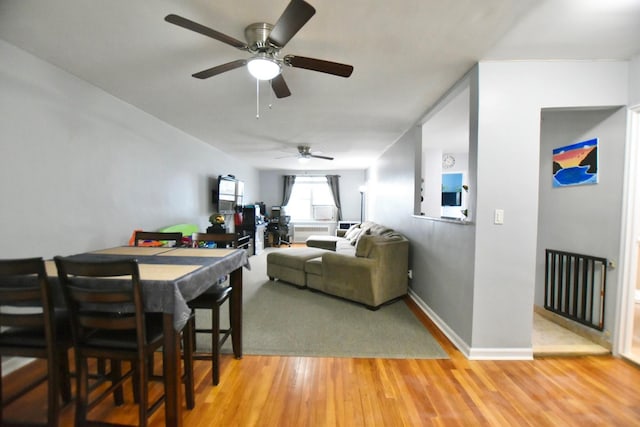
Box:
left=552, top=138, right=599, bottom=187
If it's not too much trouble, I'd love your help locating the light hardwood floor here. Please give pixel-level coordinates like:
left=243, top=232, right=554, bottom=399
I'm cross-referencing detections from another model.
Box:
left=3, top=298, right=640, bottom=426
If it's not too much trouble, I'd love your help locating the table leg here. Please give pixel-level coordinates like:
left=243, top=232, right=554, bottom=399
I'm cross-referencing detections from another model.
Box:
left=163, top=313, right=183, bottom=427
left=230, top=267, right=243, bottom=358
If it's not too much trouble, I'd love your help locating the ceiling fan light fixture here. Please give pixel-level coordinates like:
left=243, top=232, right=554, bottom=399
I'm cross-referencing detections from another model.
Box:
left=298, top=156, right=311, bottom=164
left=247, top=56, right=281, bottom=80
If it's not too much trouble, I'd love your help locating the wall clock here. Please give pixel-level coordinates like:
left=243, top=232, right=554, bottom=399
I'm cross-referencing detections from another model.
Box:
left=442, top=154, right=455, bottom=169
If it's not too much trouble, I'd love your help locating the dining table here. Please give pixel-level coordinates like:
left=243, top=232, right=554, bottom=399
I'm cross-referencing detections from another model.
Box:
left=45, top=245, right=250, bottom=427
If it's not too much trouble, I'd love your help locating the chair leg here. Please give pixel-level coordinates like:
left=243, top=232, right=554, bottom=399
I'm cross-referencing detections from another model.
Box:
left=183, top=317, right=195, bottom=409
left=97, top=357, right=106, bottom=375
left=47, top=351, right=61, bottom=427
left=212, top=303, right=221, bottom=386
left=0, top=360, right=4, bottom=425
left=137, top=356, right=148, bottom=427
left=76, top=356, right=89, bottom=427
left=111, top=360, right=124, bottom=406
left=147, top=353, right=156, bottom=380
left=132, top=362, right=141, bottom=404
left=58, top=348, right=72, bottom=403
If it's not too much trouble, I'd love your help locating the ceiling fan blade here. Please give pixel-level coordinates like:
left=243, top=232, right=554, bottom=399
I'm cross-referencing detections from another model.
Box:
left=192, top=59, right=247, bottom=79
left=271, top=74, right=291, bottom=98
left=267, top=0, right=316, bottom=48
left=310, top=154, right=334, bottom=160
left=284, top=55, right=353, bottom=77
left=165, top=14, right=248, bottom=51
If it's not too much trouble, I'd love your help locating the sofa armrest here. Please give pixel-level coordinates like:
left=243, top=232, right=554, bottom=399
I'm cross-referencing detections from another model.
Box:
left=321, top=252, right=377, bottom=304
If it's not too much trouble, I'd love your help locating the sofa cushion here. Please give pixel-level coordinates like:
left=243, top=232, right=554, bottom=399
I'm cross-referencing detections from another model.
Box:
left=353, top=227, right=371, bottom=248
left=304, top=257, right=323, bottom=275
left=306, top=235, right=339, bottom=251
left=267, top=248, right=327, bottom=270
left=355, top=234, right=373, bottom=257
left=368, top=223, right=393, bottom=236
left=355, top=232, right=407, bottom=258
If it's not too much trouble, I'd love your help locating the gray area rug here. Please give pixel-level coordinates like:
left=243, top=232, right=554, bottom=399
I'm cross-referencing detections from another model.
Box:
left=200, top=248, right=448, bottom=359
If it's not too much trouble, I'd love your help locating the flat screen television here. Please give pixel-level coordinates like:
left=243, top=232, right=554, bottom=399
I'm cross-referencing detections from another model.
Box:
left=214, top=175, right=243, bottom=214
left=441, top=191, right=461, bottom=206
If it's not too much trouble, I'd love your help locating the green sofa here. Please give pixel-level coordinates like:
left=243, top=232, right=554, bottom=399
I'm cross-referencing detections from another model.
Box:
left=267, top=221, right=409, bottom=309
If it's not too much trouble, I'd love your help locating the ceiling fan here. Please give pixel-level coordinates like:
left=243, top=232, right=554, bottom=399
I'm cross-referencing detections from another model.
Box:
left=165, top=0, right=354, bottom=99
left=279, top=145, right=334, bottom=163
left=298, top=145, right=333, bottom=163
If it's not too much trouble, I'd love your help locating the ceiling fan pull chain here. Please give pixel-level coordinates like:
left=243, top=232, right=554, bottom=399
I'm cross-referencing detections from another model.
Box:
left=269, top=80, right=273, bottom=109
left=256, top=78, right=260, bottom=119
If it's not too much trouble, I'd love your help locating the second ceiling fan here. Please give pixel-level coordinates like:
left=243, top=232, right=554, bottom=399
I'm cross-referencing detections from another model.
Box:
left=165, top=0, right=354, bottom=98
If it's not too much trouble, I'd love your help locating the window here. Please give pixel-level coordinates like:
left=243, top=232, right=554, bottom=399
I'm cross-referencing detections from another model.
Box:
left=285, top=176, right=336, bottom=221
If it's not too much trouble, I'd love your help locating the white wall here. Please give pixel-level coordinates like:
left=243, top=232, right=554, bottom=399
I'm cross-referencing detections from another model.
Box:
left=472, top=60, right=628, bottom=354
left=630, top=53, right=640, bottom=107
left=0, top=40, right=258, bottom=259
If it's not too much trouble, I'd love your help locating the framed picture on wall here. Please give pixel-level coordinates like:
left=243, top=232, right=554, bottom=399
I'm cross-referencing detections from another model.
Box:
left=552, top=138, right=599, bottom=187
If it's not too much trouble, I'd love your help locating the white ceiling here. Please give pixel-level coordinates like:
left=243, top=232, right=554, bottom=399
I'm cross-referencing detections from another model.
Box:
left=1, top=0, right=638, bottom=171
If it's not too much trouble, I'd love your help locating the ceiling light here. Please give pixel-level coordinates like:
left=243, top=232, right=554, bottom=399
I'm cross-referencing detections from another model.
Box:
left=247, top=56, right=281, bottom=81
left=298, top=156, right=311, bottom=164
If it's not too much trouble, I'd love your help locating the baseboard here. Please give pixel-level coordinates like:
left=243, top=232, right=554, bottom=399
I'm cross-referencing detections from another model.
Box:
left=408, top=289, right=472, bottom=357
left=467, top=347, right=533, bottom=360
left=408, top=289, right=533, bottom=360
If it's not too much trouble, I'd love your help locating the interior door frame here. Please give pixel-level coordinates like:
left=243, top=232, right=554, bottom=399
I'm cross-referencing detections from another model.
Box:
left=615, top=105, right=640, bottom=359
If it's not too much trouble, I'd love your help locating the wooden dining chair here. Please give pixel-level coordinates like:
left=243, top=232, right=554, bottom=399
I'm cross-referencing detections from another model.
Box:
left=0, top=257, right=72, bottom=427
left=189, top=232, right=236, bottom=385
left=133, top=231, right=183, bottom=247
left=54, top=256, right=195, bottom=427
left=191, top=232, right=237, bottom=249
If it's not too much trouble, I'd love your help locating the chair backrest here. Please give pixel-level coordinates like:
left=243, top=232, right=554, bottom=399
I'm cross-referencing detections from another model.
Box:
left=133, top=231, right=182, bottom=247
left=191, top=232, right=238, bottom=248
left=0, top=257, right=56, bottom=350
left=278, top=215, right=291, bottom=226
left=54, top=257, right=147, bottom=349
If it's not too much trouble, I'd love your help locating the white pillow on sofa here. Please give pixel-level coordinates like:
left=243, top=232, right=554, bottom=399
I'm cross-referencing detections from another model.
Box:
left=344, top=224, right=361, bottom=240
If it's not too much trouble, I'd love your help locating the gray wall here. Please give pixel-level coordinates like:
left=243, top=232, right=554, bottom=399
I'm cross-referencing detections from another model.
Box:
left=0, top=40, right=258, bottom=259
left=368, top=88, right=477, bottom=349
left=257, top=169, right=366, bottom=221
left=536, top=107, right=627, bottom=337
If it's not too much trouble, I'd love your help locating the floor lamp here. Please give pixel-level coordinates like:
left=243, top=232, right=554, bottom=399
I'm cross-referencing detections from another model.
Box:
left=359, top=185, right=366, bottom=223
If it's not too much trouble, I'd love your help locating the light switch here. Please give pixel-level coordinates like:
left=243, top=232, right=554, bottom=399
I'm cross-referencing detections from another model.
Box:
left=494, top=209, right=504, bottom=225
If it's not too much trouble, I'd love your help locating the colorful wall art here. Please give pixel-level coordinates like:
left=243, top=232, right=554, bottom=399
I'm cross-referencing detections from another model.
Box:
left=552, top=138, right=599, bottom=187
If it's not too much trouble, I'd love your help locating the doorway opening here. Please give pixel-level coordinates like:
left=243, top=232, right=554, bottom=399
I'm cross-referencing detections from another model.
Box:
left=534, top=106, right=627, bottom=356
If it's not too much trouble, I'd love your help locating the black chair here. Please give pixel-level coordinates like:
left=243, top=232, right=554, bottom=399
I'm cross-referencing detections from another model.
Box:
left=133, top=231, right=183, bottom=247
left=189, top=233, right=235, bottom=385
left=54, top=256, right=194, bottom=427
left=276, top=215, right=291, bottom=247
left=192, top=232, right=237, bottom=249
left=0, top=257, right=72, bottom=427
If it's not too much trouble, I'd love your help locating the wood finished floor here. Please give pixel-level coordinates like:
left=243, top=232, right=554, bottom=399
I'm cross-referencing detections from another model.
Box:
left=3, top=297, right=640, bottom=426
